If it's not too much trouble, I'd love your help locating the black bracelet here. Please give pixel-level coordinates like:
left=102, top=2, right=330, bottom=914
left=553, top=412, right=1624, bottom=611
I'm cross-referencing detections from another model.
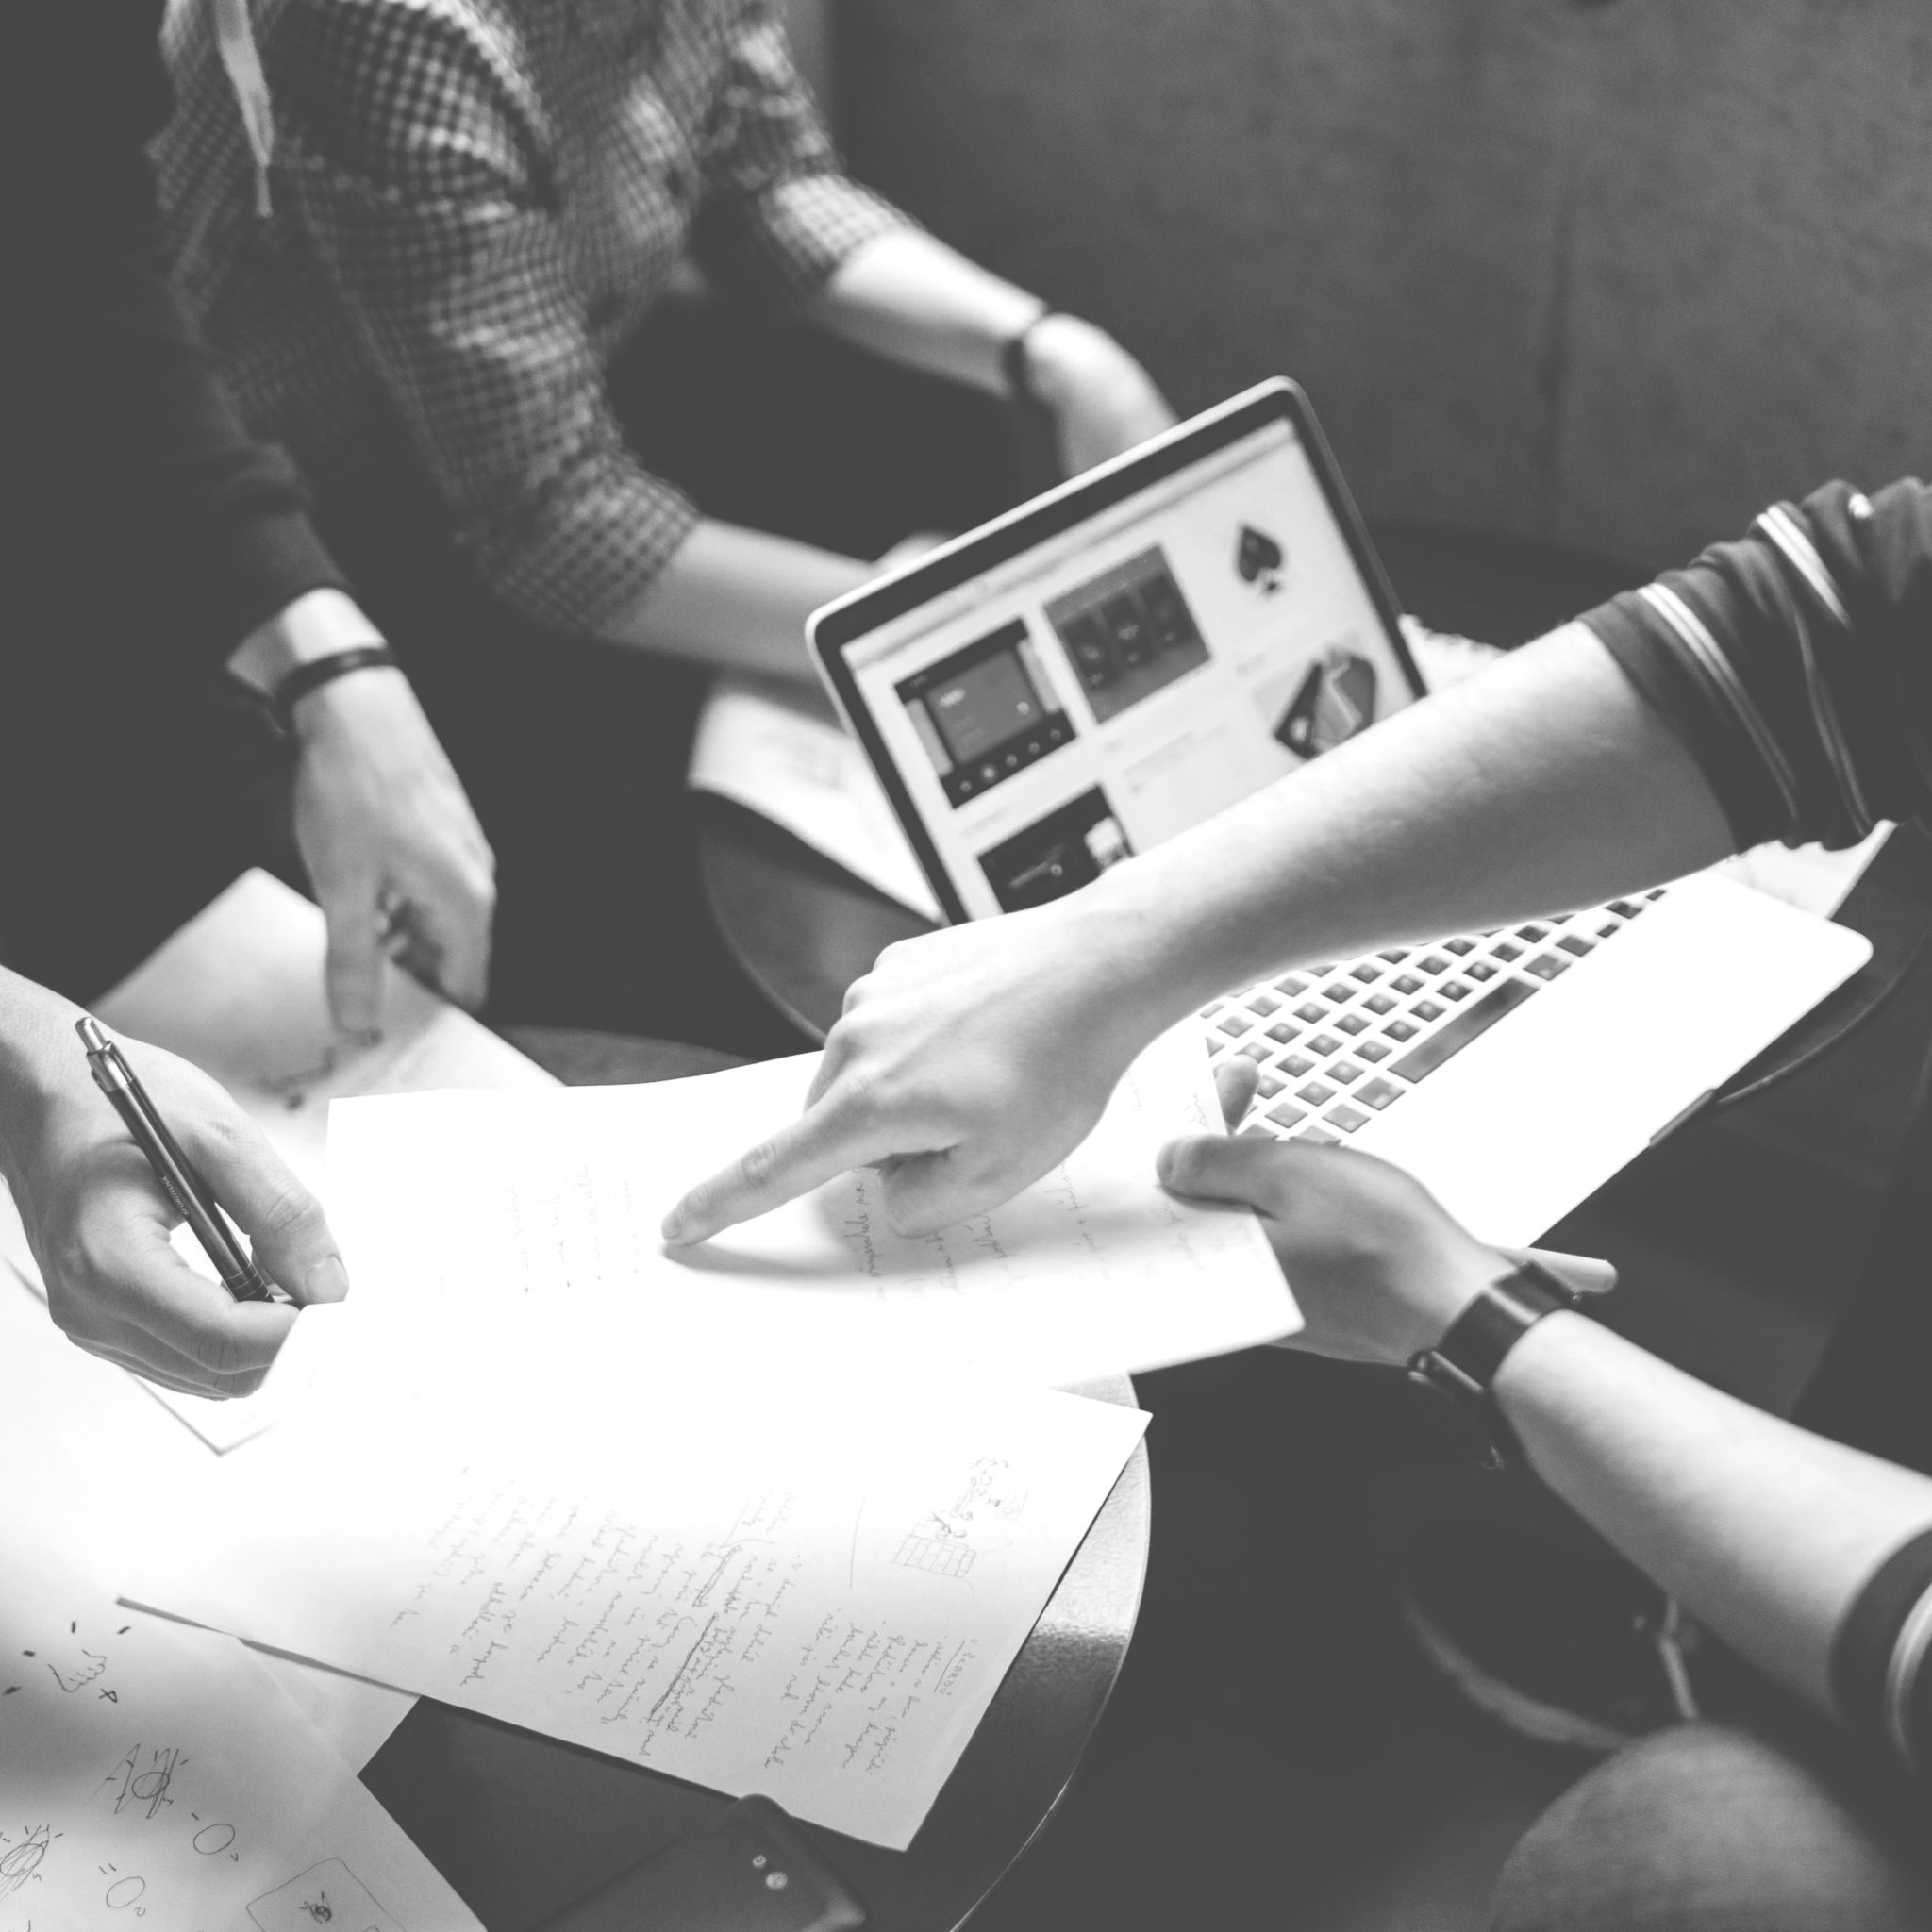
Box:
left=999, top=308, right=1063, bottom=409
left=270, top=645, right=400, bottom=735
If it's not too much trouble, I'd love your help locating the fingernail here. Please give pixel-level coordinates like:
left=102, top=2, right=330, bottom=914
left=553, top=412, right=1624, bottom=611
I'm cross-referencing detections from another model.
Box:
left=306, top=1254, right=351, bottom=1303
left=1155, top=1141, right=1182, bottom=1186
left=660, top=1208, right=687, bottom=1244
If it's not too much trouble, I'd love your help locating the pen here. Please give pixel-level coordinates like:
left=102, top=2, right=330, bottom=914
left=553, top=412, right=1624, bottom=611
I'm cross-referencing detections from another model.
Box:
left=75, top=1015, right=276, bottom=1304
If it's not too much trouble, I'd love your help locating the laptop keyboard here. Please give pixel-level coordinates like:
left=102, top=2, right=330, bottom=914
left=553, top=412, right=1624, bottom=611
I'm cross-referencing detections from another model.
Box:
left=1201, top=888, right=1670, bottom=1143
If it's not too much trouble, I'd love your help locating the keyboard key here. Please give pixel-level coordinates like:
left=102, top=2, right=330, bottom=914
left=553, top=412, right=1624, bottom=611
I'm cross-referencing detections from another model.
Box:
left=1307, top=1033, right=1342, bottom=1057
left=1419, top=955, right=1450, bottom=974
left=1327, top=1103, right=1370, bottom=1133
left=1412, top=998, right=1444, bottom=1022
left=1335, top=1013, right=1370, bottom=1036
left=1517, top=924, right=1548, bottom=941
left=1257, top=1074, right=1286, bottom=1097
left=1266, top=1101, right=1307, bottom=1130
left=1330, top=1059, right=1364, bottom=1084
left=1597, top=923, right=1620, bottom=940
left=1384, top=1019, right=1419, bottom=1042
left=1281, top=1053, right=1316, bottom=1078
left=1217, top=1014, right=1251, bottom=1037
left=1297, top=1080, right=1336, bottom=1106
left=1323, top=982, right=1357, bottom=1004
left=1389, top=974, right=1539, bottom=1082
left=1240, top=1124, right=1275, bottom=1139
left=1295, top=1002, right=1327, bottom=1024
left=1645, top=887, right=1667, bottom=900
left=1266, top=1022, right=1301, bottom=1044
left=1379, top=949, right=1410, bottom=963
left=1300, top=1125, right=1341, bottom=1146
left=1249, top=992, right=1281, bottom=1016
left=1608, top=900, right=1642, bottom=919
left=1557, top=933, right=1594, bottom=957
left=1239, top=1041, right=1272, bottom=1062
left=1199, top=1002, right=1224, bottom=1020
left=1356, top=1076, right=1402, bottom=1109
left=1276, top=974, right=1312, bottom=997
left=1357, top=1040, right=1391, bottom=1063
left=1444, top=937, right=1476, bottom=956
left=1350, top=962, right=1382, bottom=983
left=1492, top=941, right=1523, bottom=962
left=1364, top=991, right=1397, bottom=1014
left=1392, top=974, right=1424, bottom=995
left=1466, top=960, right=1498, bottom=982
left=1441, top=979, right=1471, bottom=1001
left=1525, top=954, right=1569, bottom=980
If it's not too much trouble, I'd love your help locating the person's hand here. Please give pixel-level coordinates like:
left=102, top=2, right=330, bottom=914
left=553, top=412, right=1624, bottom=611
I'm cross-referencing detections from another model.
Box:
left=1158, top=1057, right=1499, bottom=1365
left=290, top=665, right=495, bottom=1032
left=0, top=989, right=349, bottom=1398
left=662, top=893, right=1169, bottom=1245
left=1024, top=313, right=1177, bottom=475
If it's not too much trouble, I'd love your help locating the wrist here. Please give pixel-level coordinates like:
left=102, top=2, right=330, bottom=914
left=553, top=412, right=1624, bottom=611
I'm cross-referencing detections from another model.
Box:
left=1020, top=313, right=1146, bottom=413
left=226, top=588, right=387, bottom=698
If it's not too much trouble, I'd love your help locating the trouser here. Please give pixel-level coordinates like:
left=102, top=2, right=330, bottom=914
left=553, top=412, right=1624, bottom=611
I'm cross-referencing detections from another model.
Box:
left=1491, top=1722, right=1932, bottom=1932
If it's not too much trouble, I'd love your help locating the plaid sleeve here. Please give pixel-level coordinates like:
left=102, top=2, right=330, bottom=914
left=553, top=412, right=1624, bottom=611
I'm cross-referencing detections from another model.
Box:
left=687, top=0, right=914, bottom=313
left=265, top=0, right=697, bottom=638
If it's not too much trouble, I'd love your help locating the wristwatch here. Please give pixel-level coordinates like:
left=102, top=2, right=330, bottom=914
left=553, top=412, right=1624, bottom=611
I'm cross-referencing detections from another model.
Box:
left=1406, top=1257, right=1588, bottom=1471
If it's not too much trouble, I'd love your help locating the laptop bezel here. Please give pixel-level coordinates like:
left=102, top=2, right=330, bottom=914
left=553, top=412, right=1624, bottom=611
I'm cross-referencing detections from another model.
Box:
left=808, top=377, right=1424, bottom=925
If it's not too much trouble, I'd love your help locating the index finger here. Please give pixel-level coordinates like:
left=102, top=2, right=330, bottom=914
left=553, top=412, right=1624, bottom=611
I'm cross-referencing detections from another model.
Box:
left=661, top=1091, right=947, bottom=1246
left=319, top=874, right=384, bottom=1036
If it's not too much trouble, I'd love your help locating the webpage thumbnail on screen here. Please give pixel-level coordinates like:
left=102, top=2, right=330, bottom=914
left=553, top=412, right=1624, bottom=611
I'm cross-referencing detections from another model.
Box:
left=854, top=417, right=1414, bottom=918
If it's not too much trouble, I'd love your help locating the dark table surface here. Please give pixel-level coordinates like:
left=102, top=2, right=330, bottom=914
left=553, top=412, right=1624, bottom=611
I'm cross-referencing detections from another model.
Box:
left=361, top=1027, right=1151, bottom=1932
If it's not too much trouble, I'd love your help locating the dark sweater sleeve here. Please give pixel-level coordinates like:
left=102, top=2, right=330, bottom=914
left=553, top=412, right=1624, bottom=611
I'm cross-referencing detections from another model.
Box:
left=1578, top=481, right=1932, bottom=851
left=4, top=0, right=345, bottom=666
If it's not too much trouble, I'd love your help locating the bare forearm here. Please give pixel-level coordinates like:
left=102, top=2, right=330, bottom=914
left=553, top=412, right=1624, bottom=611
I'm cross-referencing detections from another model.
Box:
left=1069, top=622, right=1739, bottom=1035
left=1497, top=1312, right=1932, bottom=1713
left=804, top=228, right=1041, bottom=393
left=604, top=521, right=872, bottom=680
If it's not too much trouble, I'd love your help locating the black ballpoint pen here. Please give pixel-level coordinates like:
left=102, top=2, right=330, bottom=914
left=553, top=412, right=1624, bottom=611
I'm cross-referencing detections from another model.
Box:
left=75, top=1015, right=276, bottom=1304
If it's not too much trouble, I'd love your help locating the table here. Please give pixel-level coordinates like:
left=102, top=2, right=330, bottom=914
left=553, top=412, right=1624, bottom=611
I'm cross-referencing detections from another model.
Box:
left=360, top=1028, right=1151, bottom=1932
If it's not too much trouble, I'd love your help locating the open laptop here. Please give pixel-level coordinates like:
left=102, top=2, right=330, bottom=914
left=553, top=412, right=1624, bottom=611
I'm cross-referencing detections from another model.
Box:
left=809, top=379, right=1871, bottom=1247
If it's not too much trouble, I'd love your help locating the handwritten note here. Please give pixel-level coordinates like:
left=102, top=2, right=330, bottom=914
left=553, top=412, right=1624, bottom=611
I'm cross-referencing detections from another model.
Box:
left=130, top=1314, right=1148, bottom=1848
left=0, top=1461, right=477, bottom=1932
left=325, top=1023, right=1297, bottom=1383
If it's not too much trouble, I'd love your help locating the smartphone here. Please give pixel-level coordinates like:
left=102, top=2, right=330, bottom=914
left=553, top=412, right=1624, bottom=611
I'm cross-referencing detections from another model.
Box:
left=535, top=1795, right=866, bottom=1932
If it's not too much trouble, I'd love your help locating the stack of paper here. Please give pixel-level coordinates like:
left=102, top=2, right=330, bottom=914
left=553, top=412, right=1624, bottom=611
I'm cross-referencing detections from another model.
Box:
left=131, top=1308, right=1149, bottom=1849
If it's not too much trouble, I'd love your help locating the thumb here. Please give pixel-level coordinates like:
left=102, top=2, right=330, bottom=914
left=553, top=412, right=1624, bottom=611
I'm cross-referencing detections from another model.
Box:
left=179, top=1115, right=351, bottom=1307
left=320, top=876, right=383, bottom=1037
left=1156, top=1132, right=1287, bottom=1213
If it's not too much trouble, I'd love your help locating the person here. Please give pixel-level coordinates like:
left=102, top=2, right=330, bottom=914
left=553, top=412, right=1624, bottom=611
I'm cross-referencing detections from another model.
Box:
left=1, top=0, right=489, bottom=1393
left=154, top=0, right=1175, bottom=1043
left=665, top=477, right=1932, bottom=1919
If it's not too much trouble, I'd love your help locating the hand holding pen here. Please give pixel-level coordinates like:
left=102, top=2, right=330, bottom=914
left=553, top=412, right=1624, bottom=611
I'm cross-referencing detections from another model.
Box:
left=0, top=970, right=349, bottom=1400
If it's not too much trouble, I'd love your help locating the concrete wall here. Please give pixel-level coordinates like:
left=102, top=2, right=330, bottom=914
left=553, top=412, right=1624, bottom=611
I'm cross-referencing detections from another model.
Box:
left=834, top=0, right=1932, bottom=571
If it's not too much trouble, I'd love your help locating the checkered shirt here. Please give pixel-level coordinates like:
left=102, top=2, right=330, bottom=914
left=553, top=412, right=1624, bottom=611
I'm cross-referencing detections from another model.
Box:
left=157, top=0, right=913, bottom=636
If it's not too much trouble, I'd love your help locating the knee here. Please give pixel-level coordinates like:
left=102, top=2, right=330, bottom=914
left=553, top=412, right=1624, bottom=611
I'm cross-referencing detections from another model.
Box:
left=1491, top=1722, right=1931, bottom=1932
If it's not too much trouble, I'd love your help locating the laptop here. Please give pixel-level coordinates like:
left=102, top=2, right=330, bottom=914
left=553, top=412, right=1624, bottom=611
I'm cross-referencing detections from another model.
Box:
left=808, top=379, right=1871, bottom=1247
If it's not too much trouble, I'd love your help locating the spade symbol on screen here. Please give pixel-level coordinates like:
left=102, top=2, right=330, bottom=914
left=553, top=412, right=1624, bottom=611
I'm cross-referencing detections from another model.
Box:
left=1237, top=525, right=1284, bottom=594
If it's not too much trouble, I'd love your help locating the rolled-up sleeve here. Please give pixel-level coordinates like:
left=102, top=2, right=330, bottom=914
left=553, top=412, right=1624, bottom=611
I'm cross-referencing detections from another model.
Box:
left=1580, top=479, right=1932, bottom=852
left=686, top=1, right=913, bottom=312
left=266, top=0, right=698, bottom=638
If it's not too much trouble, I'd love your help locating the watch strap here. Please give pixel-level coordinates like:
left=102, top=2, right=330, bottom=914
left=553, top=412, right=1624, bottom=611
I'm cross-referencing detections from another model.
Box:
left=1406, top=1257, right=1586, bottom=1470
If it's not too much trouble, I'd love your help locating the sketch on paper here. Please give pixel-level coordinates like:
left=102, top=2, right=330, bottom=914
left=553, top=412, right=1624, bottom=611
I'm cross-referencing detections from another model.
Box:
left=247, top=1857, right=407, bottom=1932
left=0, top=1825, right=58, bottom=1907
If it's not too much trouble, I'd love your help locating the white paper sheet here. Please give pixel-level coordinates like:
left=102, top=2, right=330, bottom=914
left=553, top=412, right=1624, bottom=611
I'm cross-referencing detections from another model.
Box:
left=68, top=869, right=558, bottom=1454
left=130, top=1310, right=1148, bottom=1850
left=0, top=1254, right=417, bottom=1774
left=0, top=1546, right=477, bottom=1932
left=325, top=1024, right=1297, bottom=1383
left=689, top=676, right=941, bottom=919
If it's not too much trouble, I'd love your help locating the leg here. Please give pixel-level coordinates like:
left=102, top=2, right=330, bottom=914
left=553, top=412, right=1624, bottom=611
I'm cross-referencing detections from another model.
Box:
left=1491, top=1722, right=1932, bottom=1932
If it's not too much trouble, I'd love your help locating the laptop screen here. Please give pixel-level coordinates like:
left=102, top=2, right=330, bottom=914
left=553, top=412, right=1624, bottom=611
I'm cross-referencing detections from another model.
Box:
left=821, top=385, right=1421, bottom=921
